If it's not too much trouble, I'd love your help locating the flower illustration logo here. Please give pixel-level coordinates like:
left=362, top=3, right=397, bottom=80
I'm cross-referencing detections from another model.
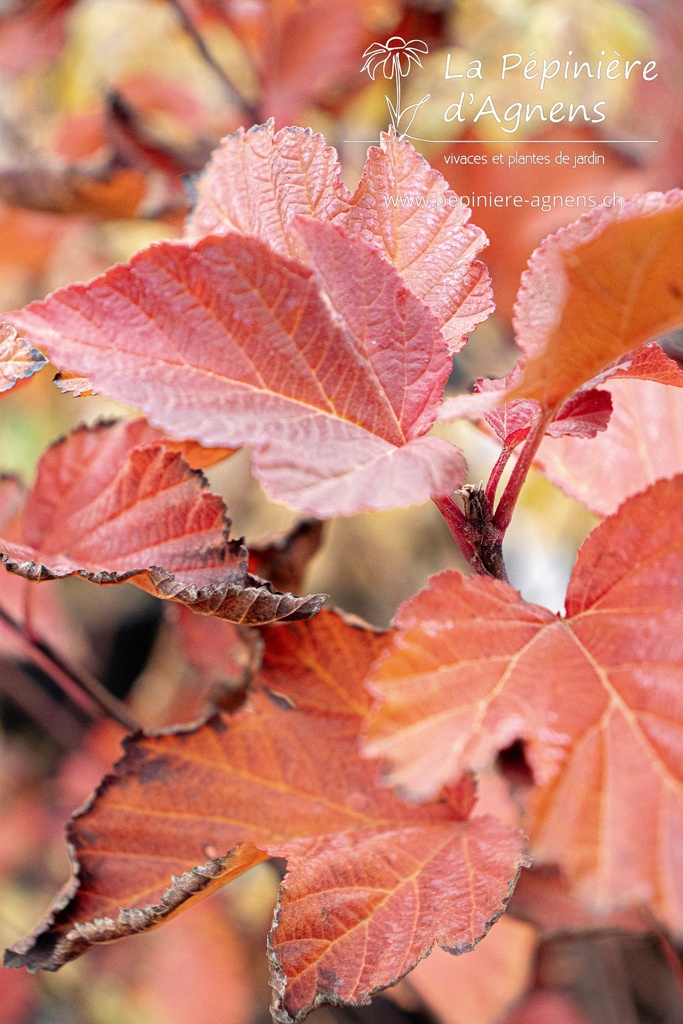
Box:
left=361, top=36, right=430, bottom=137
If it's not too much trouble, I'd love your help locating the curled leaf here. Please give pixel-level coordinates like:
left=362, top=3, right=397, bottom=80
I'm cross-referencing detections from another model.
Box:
left=0, top=419, right=323, bottom=625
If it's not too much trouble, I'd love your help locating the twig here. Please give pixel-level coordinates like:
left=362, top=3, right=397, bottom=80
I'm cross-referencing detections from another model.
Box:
left=433, top=492, right=508, bottom=582
left=167, top=0, right=260, bottom=124
left=0, top=660, right=86, bottom=748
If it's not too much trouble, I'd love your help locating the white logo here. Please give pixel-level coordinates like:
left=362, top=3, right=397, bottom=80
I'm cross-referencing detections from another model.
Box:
left=361, top=37, right=431, bottom=138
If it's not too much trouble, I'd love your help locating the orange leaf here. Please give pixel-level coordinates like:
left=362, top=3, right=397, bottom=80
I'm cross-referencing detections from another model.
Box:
left=0, top=419, right=323, bottom=625
left=365, top=476, right=683, bottom=931
left=510, top=191, right=683, bottom=412
left=5, top=610, right=526, bottom=1024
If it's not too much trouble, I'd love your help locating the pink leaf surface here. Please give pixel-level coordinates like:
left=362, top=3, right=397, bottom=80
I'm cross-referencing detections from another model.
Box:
left=538, top=378, right=683, bottom=516
left=186, top=121, right=493, bottom=351
left=8, top=221, right=464, bottom=517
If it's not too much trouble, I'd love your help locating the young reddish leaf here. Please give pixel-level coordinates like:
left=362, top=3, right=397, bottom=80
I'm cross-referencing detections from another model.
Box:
left=510, top=191, right=683, bottom=412
left=543, top=390, right=613, bottom=439
left=597, top=340, right=683, bottom=387
left=0, top=321, right=46, bottom=392
left=8, top=221, right=464, bottom=517
left=186, top=121, right=493, bottom=351
left=439, top=362, right=612, bottom=449
left=5, top=610, right=526, bottom=1024
left=0, top=420, right=323, bottom=625
left=484, top=375, right=612, bottom=448
left=537, top=378, right=683, bottom=516
left=365, top=476, right=683, bottom=931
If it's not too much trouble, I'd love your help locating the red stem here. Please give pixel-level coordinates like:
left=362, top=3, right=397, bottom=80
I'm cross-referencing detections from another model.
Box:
left=432, top=495, right=488, bottom=575
left=485, top=445, right=514, bottom=506
left=494, top=412, right=552, bottom=534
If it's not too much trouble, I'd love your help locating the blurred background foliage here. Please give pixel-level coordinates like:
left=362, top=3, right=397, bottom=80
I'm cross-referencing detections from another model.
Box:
left=0, top=2, right=681, bottom=1022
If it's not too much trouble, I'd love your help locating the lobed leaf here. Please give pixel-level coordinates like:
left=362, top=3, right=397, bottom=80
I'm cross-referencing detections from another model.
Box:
left=186, top=121, right=493, bottom=351
left=4, top=610, right=526, bottom=1023
left=8, top=220, right=464, bottom=517
left=0, top=419, right=323, bottom=625
left=485, top=367, right=612, bottom=448
left=365, top=476, right=683, bottom=932
left=185, top=121, right=348, bottom=256
left=439, top=340, right=683, bottom=448
left=0, top=321, right=46, bottom=392
left=510, top=191, right=683, bottom=411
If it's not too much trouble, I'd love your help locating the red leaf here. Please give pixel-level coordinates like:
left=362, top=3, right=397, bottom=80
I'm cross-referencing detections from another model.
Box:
left=597, top=340, right=683, bottom=386
left=186, top=122, right=493, bottom=351
left=4, top=610, right=526, bottom=1023
left=439, top=363, right=612, bottom=448
left=544, top=389, right=613, bottom=439
left=365, top=476, right=683, bottom=930
left=0, top=321, right=46, bottom=392
left=0, top=419, right=323, bottom=625
left=510, top=191, right=683, bottom=411
left=8, top=221, right=464, bottom=517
